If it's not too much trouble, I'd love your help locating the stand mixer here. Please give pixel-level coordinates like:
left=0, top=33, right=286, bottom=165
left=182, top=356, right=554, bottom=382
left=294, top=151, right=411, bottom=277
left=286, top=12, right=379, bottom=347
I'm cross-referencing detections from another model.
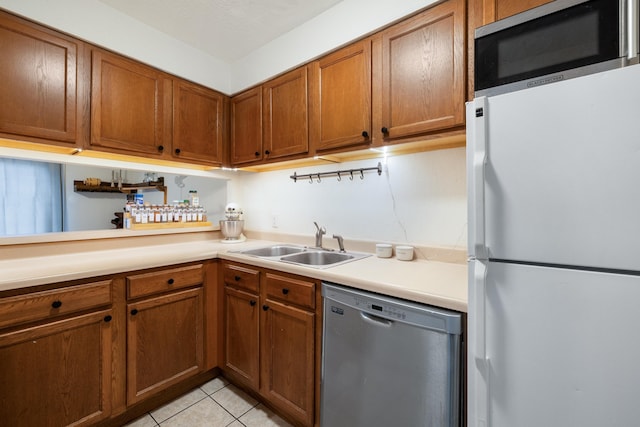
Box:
left=220, top=203, right=245, bottom=243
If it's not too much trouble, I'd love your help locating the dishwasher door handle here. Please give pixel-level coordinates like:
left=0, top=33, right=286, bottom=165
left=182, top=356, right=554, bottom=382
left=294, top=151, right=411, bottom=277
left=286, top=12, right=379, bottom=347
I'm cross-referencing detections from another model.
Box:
left=360, top=311, right=393, bottom=327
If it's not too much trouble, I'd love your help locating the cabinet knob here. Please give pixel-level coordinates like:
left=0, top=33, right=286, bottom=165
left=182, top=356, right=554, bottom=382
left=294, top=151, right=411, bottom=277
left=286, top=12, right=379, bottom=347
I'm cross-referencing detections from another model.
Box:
left=282, top=288, right=289, bottom=295
left=234, top=275, right=241, bottom=282
left=51, top=300, right=62, bottom=309
left=264, top=150, right=271, bottom=155
left=130, top=309, right=138, bottom=316
left=254, top=151, right=260, bottom=157
left=250, top=300, right=257, bottom=306
left=157, top=145, right=164, bottom=152
left=262, top=305, right=269, bottom=311
left=104, top=315, right=112, bottom=323
left=381, top=127, right=389, bottom=134
left=362, top=131, right=369, bottom=138
left=168, top=278, right=175, bottom=285
left=175, top=148, right=181, bottom=155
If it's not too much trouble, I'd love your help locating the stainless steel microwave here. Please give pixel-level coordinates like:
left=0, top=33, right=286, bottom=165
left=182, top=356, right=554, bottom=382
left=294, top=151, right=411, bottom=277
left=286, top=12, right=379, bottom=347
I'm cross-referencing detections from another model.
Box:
left=474, top=0, right=639, bottom=96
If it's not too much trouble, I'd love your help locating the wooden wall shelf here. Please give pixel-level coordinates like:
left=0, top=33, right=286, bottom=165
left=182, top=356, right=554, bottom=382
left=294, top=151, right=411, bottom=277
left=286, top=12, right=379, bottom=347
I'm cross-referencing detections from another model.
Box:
left=74, top=178, right=168, bottom=203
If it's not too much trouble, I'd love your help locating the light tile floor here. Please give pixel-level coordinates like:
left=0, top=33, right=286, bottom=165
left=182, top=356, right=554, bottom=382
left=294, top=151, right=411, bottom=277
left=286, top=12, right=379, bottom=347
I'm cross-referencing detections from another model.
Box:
left=124, top=377, right=293, bottom=427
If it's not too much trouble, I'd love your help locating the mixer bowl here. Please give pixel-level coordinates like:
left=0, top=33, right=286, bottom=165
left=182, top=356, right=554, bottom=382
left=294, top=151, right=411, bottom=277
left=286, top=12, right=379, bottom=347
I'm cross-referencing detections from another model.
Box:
left=220, top=220, right=244, bottom=240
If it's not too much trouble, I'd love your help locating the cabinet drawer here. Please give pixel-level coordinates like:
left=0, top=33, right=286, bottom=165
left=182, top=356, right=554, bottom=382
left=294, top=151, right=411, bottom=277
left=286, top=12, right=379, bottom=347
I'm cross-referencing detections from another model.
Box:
left=265, top=273, right=315, bottom=310
left=127, top=264, right=204, bottom=299
left=0, top=280, right=112, bottom=329
left=223, top=264, right=260, bottom=293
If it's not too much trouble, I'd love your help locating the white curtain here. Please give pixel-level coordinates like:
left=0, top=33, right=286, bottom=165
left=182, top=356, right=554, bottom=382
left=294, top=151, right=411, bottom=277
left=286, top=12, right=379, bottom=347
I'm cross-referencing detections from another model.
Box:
left=0, top=158, right=63, bottom=235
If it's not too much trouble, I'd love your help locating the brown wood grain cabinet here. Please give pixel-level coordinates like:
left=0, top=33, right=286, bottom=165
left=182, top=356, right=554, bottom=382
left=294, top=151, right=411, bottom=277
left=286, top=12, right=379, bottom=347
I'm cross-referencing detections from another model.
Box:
left=378, top=0, right=466, bottom=141
left=224, top=286, right=261, bottom=389
left=479, top=0, right=552, bottom=23
left=172, top=79, right=225, bottom=165
left=231, top=87, right=263, bottom=165
left=126, top=266, right=205, bottom=405
left=90, top=48, right=172, bottom=157
left=261, top=275, right=316, bottom=427
left=0, top=281, right=114, bottom=426
left=262, top=66, right=310, bottom=161
left=309, top=40, right=373, bottom=153
left=222, top=262, right=320, bottom=427
left=0, top=11, right=85, bottom=147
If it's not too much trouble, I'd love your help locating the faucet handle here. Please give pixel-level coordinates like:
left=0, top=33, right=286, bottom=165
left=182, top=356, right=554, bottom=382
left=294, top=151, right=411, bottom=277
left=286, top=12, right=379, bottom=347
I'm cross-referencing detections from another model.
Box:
left=314, top=222, right=326, bottom=234
left=332, top=234, right=345, bottom=252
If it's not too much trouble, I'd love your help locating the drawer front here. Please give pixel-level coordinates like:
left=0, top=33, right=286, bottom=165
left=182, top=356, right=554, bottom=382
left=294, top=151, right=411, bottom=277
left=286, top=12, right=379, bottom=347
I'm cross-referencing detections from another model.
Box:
left=127, top=264, right=204, bottom=299
left=223, top=264, right=260, bottom=293
left=265, top=273, right=315, bottom=310
left=0, top=280, right=112, bottom=329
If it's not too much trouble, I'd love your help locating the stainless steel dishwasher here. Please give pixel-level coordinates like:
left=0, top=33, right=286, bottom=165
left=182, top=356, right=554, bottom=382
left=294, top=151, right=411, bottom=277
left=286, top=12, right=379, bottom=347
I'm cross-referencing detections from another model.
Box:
left=321, top=282, right=462, bottom=427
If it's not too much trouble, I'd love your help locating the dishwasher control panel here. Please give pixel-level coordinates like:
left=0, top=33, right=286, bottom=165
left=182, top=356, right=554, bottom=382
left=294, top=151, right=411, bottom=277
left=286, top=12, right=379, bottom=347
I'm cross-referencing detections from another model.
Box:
left=354, top=296, right=407, bottom=320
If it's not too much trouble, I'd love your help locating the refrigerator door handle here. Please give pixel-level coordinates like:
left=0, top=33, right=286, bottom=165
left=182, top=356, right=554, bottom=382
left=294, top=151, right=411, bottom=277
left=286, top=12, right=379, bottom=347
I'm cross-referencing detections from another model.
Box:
left=472, top=260, right=490, bottom=426
left=628, top=0, right=639, bottom=61
left=469, top=97, right=488, bottom=259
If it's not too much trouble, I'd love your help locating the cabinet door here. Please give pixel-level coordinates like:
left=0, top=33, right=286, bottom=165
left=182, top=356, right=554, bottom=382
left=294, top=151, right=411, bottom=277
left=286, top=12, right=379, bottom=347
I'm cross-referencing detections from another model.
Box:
left=173, top=80, right=224, bottom=165
left=127, top=287, right=203, bottom=405
left=0, top=310, right=113, bottom=426
left=263, top=67, right=309, bottom=160
left=380, top=0, right=465, bottom=140
left=91, top=49, right=170, bottom=156
left=231, top=87, right=263, bottom=165
left=224, top=287, right=260, bottom=389
left=261, top=299, right=315, bottom=426
left=490, top=0, right=553, bottom=22
left=0, top=12, right=80, bottom=145
left=310, top=40, right=372, bottom=152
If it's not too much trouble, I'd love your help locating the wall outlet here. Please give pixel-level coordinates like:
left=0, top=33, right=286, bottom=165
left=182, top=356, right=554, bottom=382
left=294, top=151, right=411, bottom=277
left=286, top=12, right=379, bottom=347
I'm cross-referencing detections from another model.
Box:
left=271, top=214, right=279, bottom=228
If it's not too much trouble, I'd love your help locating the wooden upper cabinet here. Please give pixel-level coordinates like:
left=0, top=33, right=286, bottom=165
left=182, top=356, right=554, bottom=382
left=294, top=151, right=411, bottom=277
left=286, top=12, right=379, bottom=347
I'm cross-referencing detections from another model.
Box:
left=263, top=66, right=309, bottom=160
left=486, top=0, right=553, bottom=22
left=173, top=80, right=225, bottom=165
left=309, top=40, right=372, bottom=153
left=90, top=49, right=171, bottom=157
left=0, top=11, right=81, bottom=145
left=231, top=87, right=263, bottom=165
left=380, top=0, right=465, bottom=141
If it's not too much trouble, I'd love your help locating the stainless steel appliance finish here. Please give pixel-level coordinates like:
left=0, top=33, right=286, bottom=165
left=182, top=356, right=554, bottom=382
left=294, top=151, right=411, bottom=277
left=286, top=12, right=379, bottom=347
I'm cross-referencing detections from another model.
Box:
left=321, top=282, right=462, bottom=427
left=474, top=0, right=637, bottom=97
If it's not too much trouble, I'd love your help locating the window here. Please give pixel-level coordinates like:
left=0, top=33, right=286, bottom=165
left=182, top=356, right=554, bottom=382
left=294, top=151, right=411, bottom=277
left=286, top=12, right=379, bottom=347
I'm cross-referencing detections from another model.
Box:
left=0, top=158, right=63, bottom=235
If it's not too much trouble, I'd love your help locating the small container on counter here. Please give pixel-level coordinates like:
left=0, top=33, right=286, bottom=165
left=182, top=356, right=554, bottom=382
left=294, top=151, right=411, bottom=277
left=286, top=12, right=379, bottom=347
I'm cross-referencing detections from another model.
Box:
left=376, top=244, right=393, bottom=258
left=396, top=246, right=414, bottom=261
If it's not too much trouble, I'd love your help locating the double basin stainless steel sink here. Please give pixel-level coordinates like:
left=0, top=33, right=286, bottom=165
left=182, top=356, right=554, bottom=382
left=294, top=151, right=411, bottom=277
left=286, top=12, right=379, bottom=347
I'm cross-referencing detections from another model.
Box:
left=236, top=245, right=369, bottom=269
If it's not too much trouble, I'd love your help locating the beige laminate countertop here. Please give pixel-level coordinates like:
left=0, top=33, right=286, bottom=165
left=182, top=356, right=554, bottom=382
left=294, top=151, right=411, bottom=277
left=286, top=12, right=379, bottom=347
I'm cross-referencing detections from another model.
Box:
left=0, top=237, right=468, bottom=313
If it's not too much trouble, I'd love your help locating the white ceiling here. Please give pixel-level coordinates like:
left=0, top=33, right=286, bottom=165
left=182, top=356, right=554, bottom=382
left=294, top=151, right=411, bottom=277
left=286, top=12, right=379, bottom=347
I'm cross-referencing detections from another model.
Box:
left=98, top=0, right=343, bottom=62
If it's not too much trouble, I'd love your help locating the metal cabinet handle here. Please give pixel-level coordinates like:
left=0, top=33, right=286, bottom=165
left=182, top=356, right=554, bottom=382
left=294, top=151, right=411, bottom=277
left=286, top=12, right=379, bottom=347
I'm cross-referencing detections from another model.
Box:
left=234, top=275, right=241, bottom=281
left=250, top=300, right=257, bottom=306
left=282, top=288, right=289, bottom=295
left=104, top=315, right=112, bottom=323
left=175, top=148, right=181, bottom=155
left=262, top=305, right=269, bottom=311
left=130, top=309, right=138, bottom=316
left=362, top=131, right=369, bottom=138
left=51, top=300, right=62, bottom=309
left=157, top=145, right=164, bottom=152
left=168, top=278, right=175, bottom=285
left=381, top=127, right=389, bottom=134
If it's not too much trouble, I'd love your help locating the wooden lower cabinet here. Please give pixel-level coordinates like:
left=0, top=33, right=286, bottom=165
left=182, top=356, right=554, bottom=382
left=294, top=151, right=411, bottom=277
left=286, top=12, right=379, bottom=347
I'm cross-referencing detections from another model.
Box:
left=222, top=262, right=319, bottom=427
left=126, top=278, right=204, bottom=405
left=261, top=298, right=315, bottom=426
left=224, top=287, right=260, bottom=388
left=0, top=260, right=215, bottom=426
left=0, top=309, right=113, bottom=427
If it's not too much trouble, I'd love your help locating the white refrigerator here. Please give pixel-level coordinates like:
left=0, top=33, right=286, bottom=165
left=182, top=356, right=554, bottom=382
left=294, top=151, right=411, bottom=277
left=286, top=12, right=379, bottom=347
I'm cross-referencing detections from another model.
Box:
left=467, top=63, right=640, bottom=427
